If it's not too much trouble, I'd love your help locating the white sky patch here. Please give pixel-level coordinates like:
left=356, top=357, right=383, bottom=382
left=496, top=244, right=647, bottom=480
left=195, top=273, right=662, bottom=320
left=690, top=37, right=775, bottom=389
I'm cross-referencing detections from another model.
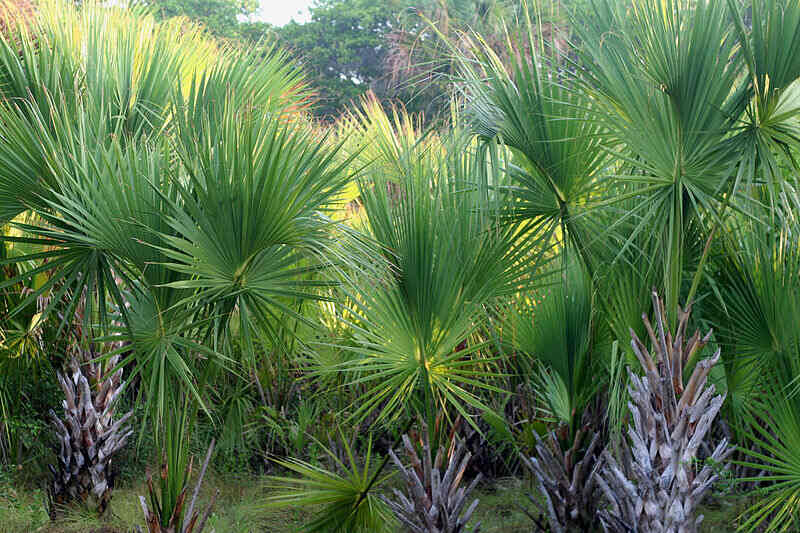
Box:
left=255, top=0, right=313, bottom=26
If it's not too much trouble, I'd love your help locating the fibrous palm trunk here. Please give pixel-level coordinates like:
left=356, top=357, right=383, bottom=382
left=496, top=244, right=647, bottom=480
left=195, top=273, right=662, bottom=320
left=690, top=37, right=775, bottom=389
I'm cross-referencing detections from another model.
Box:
left=48, top=349, right=132, bottom=516
left=520, top=424, right=602, bottom=533
left=597, top=291, right=732, bottom=533
left=383, top=428, right=482, bottom=533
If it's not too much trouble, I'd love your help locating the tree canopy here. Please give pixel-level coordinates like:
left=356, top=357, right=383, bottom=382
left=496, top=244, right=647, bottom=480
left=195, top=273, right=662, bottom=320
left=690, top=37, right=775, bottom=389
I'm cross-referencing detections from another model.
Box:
left=142, top=0, right=261, bottom=38
left=275, top=0, right=410, bottom=120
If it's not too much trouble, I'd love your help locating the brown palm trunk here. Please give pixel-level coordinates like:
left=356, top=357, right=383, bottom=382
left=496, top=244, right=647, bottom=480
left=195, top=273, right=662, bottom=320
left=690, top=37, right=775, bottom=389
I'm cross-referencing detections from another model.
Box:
left=49, top=350, right=132, bottom=517
left=597, top=291, right=732, bottom=533
left=383, top=425, right=482, bottom=533
left=520, top=424, right=603, bottom=533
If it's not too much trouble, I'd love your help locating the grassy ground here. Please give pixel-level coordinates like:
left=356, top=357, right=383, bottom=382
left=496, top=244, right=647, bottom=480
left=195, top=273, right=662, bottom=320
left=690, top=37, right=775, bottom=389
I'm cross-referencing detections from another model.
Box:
left=0, top=474, right=746, bottom=533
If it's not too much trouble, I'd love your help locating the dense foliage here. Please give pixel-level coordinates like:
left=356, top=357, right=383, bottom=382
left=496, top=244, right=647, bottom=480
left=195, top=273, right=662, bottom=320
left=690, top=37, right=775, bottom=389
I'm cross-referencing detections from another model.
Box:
left=149, top=0, right=564, bottom=120
left=4, top=0, right=800, bottom=532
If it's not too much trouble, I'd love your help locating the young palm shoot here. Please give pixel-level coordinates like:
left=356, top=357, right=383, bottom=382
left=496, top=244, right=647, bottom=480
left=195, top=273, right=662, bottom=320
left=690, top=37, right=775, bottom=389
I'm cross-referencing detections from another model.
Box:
left=264, top=434, right=395, bottom=533
left=136, top=406, right=217, bottom=533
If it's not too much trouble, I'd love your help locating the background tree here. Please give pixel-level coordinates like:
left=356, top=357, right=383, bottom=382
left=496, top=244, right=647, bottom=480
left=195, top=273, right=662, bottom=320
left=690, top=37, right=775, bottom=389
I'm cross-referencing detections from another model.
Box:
left=139, top=0, right=260, bottom=39
left=274, top=0, right=412, bottom=121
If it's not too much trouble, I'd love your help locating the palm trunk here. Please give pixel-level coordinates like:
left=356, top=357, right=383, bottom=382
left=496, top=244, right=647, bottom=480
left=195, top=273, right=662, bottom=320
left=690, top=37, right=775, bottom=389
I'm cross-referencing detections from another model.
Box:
left=597, top=291, right=732, bottom=533
left=520, top=424, right=603, bottom=533
left=48, top=349, right=132, bottom=517
left=382, top=425, right=482, bottom=533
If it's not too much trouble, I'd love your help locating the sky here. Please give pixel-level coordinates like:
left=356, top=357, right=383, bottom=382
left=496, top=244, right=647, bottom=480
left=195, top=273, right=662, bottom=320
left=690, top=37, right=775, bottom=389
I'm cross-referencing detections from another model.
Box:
left=257, top=0, right=314, bottom=26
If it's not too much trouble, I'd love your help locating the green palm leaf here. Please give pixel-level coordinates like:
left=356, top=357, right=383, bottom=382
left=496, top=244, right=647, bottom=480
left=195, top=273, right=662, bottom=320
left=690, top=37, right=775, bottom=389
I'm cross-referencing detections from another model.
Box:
left=264, top=434, right=395, bottom=533
left=330, top=131, right=530, bottom=429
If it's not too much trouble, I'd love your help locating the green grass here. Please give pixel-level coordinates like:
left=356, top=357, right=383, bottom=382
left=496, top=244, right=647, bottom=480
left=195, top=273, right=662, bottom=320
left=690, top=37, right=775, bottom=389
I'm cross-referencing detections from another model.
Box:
left=469, top=478, right=534, bottom=532
left=0, top=473, right=745, bottom=533
left=0, top=470, right=314, bottom=533
left=697, top=492, right=753, bottom=533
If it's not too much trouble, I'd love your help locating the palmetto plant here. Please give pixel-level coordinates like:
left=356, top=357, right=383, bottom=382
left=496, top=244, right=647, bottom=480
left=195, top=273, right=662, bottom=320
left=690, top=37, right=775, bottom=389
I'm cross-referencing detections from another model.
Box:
left=573, top=0, right=800, bottom=315
left=575, top=0, right=748, bottom=317
left=0, top=1, right=357, bottom=528
left=710, top=200, right=800, bottom=532
left=282, top=95, right=527, bottom=533
left=706, top=207, right=800, bottom=438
